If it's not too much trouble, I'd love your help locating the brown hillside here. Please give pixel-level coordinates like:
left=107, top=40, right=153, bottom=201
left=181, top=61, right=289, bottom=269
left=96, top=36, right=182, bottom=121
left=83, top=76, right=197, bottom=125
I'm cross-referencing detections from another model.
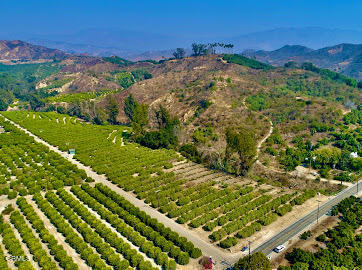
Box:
left=0, top=40, right=67, bottom=61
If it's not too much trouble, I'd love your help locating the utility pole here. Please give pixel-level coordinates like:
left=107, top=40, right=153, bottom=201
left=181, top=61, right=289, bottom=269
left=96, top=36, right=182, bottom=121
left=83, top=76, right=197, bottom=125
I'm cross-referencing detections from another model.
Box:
left=248, top=240, right=251, bottom=266
left=308, top=144, right=312, bottom=172
left=156, top=190, right=161, bottom=208
left=317, top=200, right=321, bottom=224
left=357, top=179, right=359, bottom=195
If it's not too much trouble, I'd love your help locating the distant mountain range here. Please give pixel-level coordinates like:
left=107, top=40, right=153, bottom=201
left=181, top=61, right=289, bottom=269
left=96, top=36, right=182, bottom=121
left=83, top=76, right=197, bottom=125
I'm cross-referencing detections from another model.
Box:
left=2, top=27, right=362, bottom=60
left=230, top=27, right=362, bottom=51
left=243, top=43, right=362, bottom=80
left=0, top=40, right=67, bottom=62
left=0, top=39, right=360, bottom=81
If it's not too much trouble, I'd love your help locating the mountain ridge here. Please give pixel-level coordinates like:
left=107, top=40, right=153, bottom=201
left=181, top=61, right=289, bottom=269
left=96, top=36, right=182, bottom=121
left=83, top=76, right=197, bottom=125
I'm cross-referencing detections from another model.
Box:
left=0, top=40, right=67, bottom=62
left=3, top=26, right=362, bottom=60
left=244, top=43, right=362, bottom=80
left=0, top=39, right=361, bottom=81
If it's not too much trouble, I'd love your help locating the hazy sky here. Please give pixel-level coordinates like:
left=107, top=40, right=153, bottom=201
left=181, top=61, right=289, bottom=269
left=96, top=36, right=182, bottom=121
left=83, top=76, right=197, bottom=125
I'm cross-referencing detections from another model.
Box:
left=2, top=0, right=362, bottom=38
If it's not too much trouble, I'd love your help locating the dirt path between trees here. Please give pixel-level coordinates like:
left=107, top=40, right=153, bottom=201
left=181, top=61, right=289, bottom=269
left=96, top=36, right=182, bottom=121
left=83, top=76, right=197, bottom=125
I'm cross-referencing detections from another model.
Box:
left=15, top=204, right=61, bottom=269
left=64, top=187, right=158, bottom=268
left=25, top=197, right=90, bottom=270
left=8, top=221, right=40, bottom=269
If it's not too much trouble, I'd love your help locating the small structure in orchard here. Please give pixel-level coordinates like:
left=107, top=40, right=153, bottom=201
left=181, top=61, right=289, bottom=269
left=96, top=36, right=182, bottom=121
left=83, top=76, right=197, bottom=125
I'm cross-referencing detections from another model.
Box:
left=68, top=149, right=76, bottom=155
left=199, top=256, right=213, bottom=269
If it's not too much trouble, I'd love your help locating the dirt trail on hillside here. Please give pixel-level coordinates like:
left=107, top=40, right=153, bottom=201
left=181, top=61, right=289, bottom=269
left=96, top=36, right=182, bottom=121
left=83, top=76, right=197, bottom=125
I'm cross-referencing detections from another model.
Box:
left=256, top=118, right=273, bottom=159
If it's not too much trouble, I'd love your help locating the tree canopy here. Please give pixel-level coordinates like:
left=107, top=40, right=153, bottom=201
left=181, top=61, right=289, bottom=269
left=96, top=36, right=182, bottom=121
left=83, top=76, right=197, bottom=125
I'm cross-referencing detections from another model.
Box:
left=235, top=252, right=271, bottom=270
left=225, top=127, right=257, bottom=175
left=173, top=48, right=186, bottom=59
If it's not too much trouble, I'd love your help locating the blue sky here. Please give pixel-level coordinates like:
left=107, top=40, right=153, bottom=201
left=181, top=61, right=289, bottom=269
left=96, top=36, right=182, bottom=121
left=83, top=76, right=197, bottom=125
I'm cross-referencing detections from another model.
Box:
left=2, top=0, right=362, bottom=37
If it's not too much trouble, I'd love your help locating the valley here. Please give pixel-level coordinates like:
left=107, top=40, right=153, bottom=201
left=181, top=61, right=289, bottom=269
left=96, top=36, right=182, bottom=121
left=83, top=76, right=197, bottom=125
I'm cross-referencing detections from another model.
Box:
left=0, top=36, right=360, bottom=270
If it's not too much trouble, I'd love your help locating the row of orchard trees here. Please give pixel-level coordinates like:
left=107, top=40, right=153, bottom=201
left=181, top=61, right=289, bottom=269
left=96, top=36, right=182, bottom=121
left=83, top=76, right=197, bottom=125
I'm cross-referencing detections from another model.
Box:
left=17, top=197, right=80, bottom=269
left=69, top=186, right=179, bottom=268
left=0, top=117, right=89, bottom=199
left=215, top=190, right=316, bottom=249
left=33, top=192, right=112, bottom=269
left=82, top=183, right=202, bottom=262
left=47, top=189, right=165, bottom=269
left=57, top=187, right=177, bottom=269
left=0, top=215, right=34, bottom=269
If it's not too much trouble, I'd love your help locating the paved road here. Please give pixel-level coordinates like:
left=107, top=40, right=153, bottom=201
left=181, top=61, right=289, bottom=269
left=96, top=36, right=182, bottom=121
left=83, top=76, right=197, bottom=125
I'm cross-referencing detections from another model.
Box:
left=253, top=182, right=360, bottom=255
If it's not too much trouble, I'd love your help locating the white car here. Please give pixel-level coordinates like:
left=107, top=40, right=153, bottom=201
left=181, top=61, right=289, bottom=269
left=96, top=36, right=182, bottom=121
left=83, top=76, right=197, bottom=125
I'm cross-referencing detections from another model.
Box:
left=273, top=245, right=286, bottom=253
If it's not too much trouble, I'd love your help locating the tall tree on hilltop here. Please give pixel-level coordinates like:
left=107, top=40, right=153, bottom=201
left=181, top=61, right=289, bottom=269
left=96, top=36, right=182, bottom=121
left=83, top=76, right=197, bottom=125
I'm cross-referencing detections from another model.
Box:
left=191, top=43, right=208, bottom=56
left=173, top=48, right=186, bottom=59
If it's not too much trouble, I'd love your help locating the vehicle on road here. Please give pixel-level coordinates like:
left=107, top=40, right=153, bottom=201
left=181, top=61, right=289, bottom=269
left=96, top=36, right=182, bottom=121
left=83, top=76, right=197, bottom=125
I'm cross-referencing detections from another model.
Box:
left=273, top=245, right=286, bottom=253
left=241, top=246, right=248, bottom=252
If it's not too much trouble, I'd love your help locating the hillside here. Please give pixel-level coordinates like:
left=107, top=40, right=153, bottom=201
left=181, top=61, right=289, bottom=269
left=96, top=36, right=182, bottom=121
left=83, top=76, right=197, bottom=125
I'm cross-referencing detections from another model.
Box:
left=244, top=43, right=362, bottom=80
left=1, top=51, right=360, bottom=182
left=19, top=53, right=359, bottom=185
left=0, top=40, right=67, bottom=63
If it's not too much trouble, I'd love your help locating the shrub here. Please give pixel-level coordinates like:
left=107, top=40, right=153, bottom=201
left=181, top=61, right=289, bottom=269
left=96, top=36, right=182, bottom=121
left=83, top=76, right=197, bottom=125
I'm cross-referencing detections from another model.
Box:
left=7, top=190, right=17, bottom=199
left=285, top=248, right=314, bottom=264
left=265, top=147, right=278, bottom=156
left=116, top=72, right=135, bottom=88
left=235, top=252, right=271, bottom=270
left=300, top=230, right=312, bottom=240
left=1, top=204, right=14, bottom=215
left=219, top=237, right=238, bottom=249
left=316, top=233, right=326, bottom=242
left=179, top=144, right=202, bottom=163
left=163, top=163, right=173, bottom=169
left=190, top=247, right=202, bottom=259
left=223, top=54, right=273, bottom=70
left=176, top=252, right=189, bottom=265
